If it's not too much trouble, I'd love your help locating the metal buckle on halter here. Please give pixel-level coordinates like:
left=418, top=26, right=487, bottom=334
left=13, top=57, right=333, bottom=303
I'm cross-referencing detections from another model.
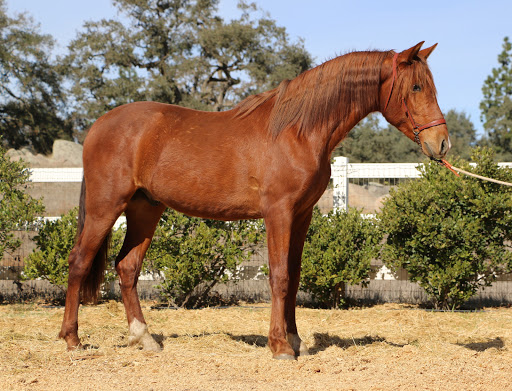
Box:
left=413, top=129, right=421, bottom=146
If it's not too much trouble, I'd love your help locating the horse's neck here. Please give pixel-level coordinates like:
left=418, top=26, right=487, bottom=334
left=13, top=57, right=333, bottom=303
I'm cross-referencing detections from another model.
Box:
left=326, top=108, right=376, bottom=155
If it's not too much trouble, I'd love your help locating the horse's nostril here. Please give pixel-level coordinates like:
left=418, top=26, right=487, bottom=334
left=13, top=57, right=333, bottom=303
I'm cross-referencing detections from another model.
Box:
left=441, top=139, right=448, bottom=155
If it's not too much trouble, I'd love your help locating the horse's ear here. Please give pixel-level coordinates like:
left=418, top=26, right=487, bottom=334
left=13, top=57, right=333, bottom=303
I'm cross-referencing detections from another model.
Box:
left=398, top=41, right=424, bottom=64
left=419, top=43, right=438, bottom=60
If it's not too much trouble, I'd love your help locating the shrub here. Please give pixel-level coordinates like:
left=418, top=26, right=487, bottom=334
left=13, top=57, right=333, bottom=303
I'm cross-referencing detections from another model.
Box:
left=0, top=141, right=44, bottom=257
left=24, top=208, right=124, bottom=291
left=379, top=148, right=512, bottom=309
left=145, top=209, right=264, bottom=308
left=300, top=207, right=382, bottom=308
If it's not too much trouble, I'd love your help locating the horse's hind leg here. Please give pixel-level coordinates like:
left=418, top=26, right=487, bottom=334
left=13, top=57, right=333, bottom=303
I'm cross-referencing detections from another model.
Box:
left=115, top=197, right=165, bottom=351
left=60, top=214, right=118, bottom=349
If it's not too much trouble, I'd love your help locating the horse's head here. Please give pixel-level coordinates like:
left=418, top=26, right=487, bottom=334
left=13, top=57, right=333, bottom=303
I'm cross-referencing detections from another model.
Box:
left=380, top=42, right=450, bottom=160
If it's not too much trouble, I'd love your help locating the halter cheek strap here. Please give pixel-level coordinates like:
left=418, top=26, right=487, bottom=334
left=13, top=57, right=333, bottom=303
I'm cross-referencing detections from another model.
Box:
left=384, top=52, right=446, bottom=146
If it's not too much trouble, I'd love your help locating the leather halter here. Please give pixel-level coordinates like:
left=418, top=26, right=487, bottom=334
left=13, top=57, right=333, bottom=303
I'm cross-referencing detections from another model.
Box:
left=384, top=52, right=446, bottom=146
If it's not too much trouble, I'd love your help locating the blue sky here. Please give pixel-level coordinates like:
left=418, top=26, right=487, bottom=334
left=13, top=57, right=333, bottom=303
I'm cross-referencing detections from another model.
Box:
left=6, top=0, right=512, bottom=135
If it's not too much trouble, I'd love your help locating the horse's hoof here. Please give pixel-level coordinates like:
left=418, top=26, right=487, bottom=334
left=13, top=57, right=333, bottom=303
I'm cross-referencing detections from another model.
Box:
left=273, top=353, right=297, bottom=360
left=59, top=333, right=82, bottom=351
left=287, top=333, right=310, bottom=357
left=66, top=342, right=83, bottom=351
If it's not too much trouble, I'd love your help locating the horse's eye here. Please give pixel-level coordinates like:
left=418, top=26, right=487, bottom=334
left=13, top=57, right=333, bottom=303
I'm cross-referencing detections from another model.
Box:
left=412, top=84, right=422, bottom=92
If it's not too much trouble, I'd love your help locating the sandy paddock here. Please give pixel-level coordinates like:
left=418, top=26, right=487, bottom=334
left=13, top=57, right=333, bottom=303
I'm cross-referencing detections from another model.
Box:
left=1, top=302, right=512, bottom=390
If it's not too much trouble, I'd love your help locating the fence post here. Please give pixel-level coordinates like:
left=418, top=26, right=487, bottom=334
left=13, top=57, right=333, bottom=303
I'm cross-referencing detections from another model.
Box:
left=332, top=156, right=349, bottom=212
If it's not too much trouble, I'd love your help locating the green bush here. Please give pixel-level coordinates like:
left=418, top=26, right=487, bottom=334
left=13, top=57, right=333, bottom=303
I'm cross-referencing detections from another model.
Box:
left=0, top=141, right=44, bottom=257
left=379, top=148, right=512, bottom=309
left=300, top=207, right=382, bottom=308
left=24, top=208, right=124, bottom=291
left=145, top=210, right=264, bottom=308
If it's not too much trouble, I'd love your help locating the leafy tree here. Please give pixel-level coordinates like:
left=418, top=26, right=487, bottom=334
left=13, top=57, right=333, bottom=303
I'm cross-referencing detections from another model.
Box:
left=64, top=0, right=312, bottom=133
left=379, top=148, right=512, bottom=309
left=145, top=209, right=264, bottom=308
left=480, top=37, right=512, bottom=160
left=0, top=139, right=44, bottom=257
left=24, top=208, right=124, bottom=292
left=0, top=0, right=72, bottom=153
left=300, top=207, right=382, bottom=308
left=335, top=114, right=424, bottom=163
left=444, top=109, right=477, bottom=161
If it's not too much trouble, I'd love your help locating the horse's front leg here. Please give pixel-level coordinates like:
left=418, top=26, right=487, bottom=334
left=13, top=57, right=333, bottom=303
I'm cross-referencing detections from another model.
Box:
left=284, top=209, right=312, bottom=357
left=265, top=207, right=313, bottom=360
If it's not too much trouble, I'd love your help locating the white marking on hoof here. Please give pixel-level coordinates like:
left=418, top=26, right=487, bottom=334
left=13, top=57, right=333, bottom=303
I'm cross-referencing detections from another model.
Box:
left=287, top=333, right=309, bottom=356
left=128, top=318, right=161, bottom=351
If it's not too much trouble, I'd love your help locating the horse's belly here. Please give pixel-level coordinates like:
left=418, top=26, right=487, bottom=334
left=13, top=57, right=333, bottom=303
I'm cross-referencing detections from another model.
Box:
left=148, top=174, right=262, bottom=221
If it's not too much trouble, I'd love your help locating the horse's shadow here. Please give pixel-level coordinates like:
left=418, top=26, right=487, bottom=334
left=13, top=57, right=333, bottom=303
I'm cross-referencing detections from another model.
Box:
left=308, top=333, right=406, bottom=354
left=228, top=332, right=406, bottom=354
left=457, top=337, right=505, bottom=352
left=229, top=334, right=268, bottom=348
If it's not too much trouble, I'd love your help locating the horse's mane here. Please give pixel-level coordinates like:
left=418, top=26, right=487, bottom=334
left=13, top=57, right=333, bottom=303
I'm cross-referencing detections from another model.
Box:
left=234, top=49, right=437, bottom=138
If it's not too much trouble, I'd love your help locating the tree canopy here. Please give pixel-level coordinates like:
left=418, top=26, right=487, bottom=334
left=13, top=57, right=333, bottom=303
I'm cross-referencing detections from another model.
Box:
left=480, top=36, right=512, bottom=160
left=443, top=109, right=477, bottom=160
left=0, top=0, right=72, bottom=153
left=64, top=0, right=312, bottom=134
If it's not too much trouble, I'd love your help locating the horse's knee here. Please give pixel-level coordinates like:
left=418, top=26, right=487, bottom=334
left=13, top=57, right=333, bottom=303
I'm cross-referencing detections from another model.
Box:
left=116, top=259, right=140, bottom=288
left=269, top=274, right=290, bottom=297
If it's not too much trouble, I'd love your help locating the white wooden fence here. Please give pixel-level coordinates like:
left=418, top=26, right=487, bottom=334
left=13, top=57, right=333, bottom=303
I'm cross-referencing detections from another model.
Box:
left=29, top=160, right=512, bottom=215
left=331, top=157, right=512, bottom=211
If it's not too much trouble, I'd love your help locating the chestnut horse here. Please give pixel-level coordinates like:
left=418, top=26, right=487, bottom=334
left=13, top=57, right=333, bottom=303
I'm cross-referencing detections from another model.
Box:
left=59, top=42, right=450, bottom=359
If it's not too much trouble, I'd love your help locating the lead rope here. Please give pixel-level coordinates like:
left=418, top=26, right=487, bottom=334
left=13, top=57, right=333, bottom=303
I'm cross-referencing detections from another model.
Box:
left=438, top=159, right=512, bottom=187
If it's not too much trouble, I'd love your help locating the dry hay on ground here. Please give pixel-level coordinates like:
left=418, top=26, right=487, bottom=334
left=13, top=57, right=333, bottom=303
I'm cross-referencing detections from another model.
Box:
left=1, top=302, right=512, bottom=390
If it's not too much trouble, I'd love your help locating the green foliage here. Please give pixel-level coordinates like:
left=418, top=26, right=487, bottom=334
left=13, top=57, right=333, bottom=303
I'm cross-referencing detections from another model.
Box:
left=0, top=1, right=72, bottom=153
left=24, top=208, right=124, bottom=290
left=444, top=109, right=477, bottom=161
left=145, top=209, right=264, bottom=308
left=23, top=209, right=77, bottom=288
left=64, top=0, right=312, bottom=131
left=300, top=207, right=382, bottom=308
left=0, top=141, right=44, bottom=257
left=379, top=148, right=512, bottom=309
left=480, top=37, right=512, bottom=160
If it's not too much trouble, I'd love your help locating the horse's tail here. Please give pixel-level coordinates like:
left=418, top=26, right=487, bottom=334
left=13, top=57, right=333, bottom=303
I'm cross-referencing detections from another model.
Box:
left=77, top=178, right=111, bottom=304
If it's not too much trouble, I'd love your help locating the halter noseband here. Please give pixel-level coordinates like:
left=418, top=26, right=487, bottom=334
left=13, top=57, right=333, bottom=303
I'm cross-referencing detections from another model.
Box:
left=384, top=52, right=446, bottom=146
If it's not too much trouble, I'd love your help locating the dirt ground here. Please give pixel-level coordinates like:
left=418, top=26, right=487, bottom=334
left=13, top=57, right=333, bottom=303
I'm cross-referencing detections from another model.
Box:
left=1, top=302, right=512, bottom=391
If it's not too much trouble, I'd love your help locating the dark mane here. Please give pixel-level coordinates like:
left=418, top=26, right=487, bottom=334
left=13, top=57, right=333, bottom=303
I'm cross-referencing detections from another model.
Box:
left=234, top=50, right=391, bottom=138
